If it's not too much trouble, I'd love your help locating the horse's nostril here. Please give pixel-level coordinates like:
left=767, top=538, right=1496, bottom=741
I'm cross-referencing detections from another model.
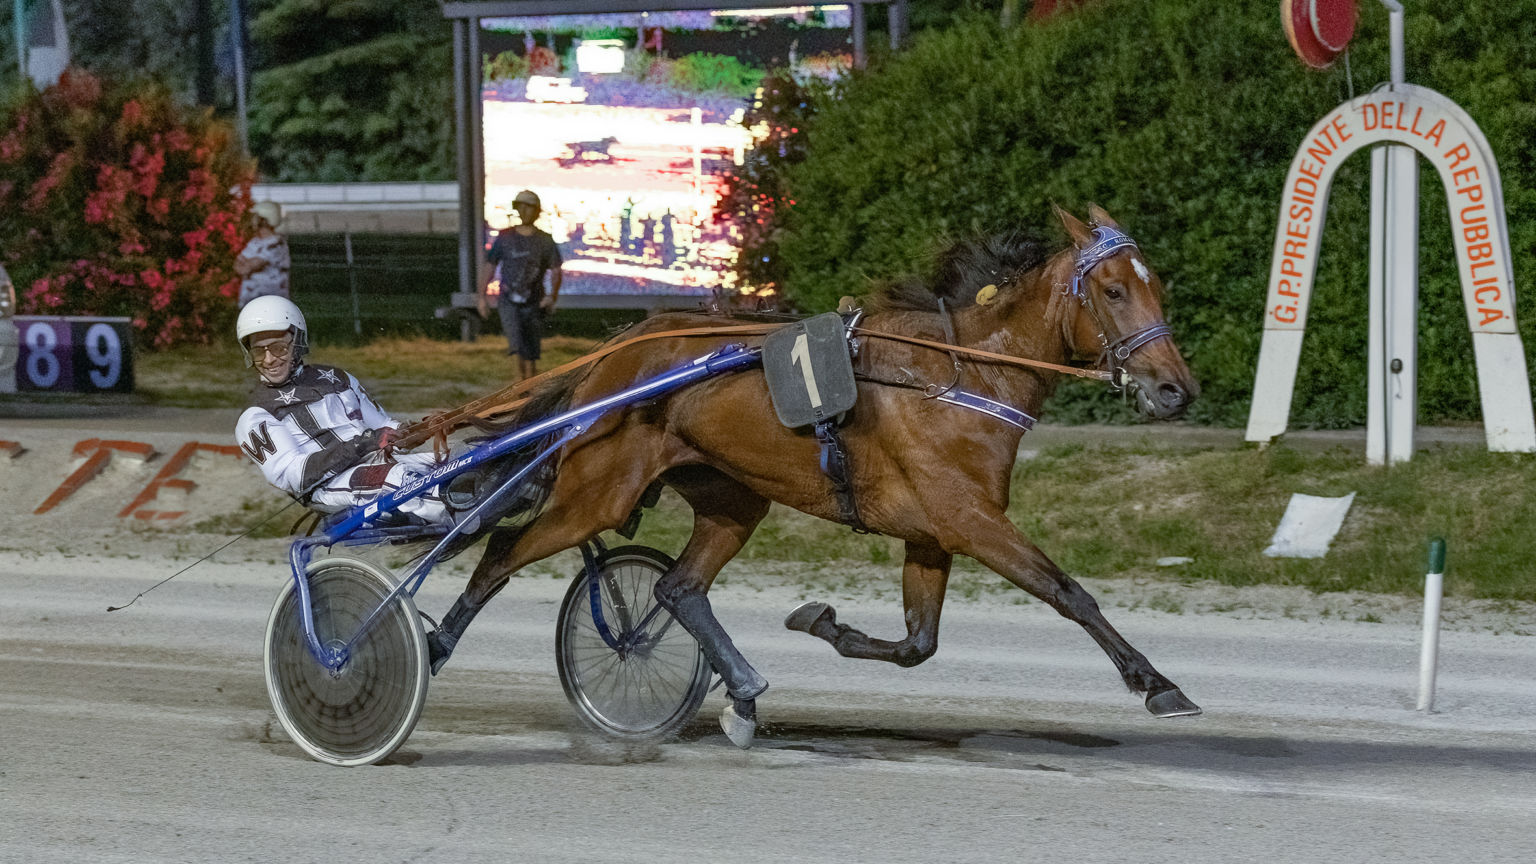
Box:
left=1158, top=382, right=1187, bottom=409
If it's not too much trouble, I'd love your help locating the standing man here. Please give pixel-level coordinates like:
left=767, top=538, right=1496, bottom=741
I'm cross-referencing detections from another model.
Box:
left=235, top=201, right=291, bottom=309
left=485, top=189, right=562, bottom=381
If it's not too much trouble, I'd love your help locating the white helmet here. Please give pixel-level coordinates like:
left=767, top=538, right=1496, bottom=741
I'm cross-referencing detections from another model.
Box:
left=251, top=200, right=283, bottom=230
left=237, top=295, right=308, bottom=367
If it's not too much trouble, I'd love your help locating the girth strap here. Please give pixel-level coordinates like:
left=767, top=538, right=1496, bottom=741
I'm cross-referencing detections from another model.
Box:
left=814, top=419, right=874, bottom=535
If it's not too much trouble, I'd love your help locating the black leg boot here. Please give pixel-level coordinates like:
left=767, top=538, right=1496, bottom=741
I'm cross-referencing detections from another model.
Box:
left=427, top=594, right=485, bottom=676
left=655, top=581, right=768, bottom=748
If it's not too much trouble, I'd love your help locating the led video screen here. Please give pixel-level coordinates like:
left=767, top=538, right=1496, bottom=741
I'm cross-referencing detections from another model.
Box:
left=479, top=6, right=851, bottom=302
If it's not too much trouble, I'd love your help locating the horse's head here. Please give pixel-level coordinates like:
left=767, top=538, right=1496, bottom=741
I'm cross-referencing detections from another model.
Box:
left=1052, top=204, right=1199, bottom=418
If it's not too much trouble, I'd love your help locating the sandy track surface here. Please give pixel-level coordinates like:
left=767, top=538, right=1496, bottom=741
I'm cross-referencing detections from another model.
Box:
left=2, top=411, right=1535, bottom=862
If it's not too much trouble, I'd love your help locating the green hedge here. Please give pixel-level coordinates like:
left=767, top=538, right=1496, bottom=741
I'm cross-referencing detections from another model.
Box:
left=780, top=0, right=1536, bottom=427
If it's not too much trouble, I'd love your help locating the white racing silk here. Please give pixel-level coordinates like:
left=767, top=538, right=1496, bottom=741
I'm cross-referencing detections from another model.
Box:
left=235, top=363, right=449, bottom=523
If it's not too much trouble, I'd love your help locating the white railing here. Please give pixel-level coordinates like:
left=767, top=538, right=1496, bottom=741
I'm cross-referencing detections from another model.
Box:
left=251, top=182, right=459, bottom=212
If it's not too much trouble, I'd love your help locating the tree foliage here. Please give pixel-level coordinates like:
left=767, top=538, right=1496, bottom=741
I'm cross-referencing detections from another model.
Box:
left=716, top=71, right=823, bottom=299
left=247, top=0, right=452, bottom=181
left=0, top=69, right=254, bottom=348
left=779, top=0, right=1536, bottom=427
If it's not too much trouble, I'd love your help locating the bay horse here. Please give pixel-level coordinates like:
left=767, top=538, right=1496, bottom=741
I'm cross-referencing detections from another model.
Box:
left=427, top=204, right=1202, bottom=747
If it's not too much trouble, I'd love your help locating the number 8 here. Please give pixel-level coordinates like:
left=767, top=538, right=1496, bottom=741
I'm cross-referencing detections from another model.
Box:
left=24, top=323, right=60, bottom=388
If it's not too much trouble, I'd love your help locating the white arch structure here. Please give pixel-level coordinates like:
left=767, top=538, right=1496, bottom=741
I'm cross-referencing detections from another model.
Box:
left=1246, top=82, right=1536, bottom=462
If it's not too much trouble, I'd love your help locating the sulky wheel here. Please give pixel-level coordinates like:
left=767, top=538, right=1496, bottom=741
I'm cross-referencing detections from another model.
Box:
left=263, top=556, right=429, bottom=766
left=556, top=545, right=711, bottom=740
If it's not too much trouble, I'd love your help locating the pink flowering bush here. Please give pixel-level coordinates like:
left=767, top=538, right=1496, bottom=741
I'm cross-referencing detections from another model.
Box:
left=0, top=70, right=255, bottom=348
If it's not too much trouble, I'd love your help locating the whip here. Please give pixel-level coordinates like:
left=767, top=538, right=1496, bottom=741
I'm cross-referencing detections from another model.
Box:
left=106, top=497, right=302, bottom=612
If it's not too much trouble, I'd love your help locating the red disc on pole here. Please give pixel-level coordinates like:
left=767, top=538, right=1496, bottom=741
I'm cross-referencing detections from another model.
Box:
left=1281, top=0, right=1340, bottom=68
left=1310, top=0, right=1358, bottom=52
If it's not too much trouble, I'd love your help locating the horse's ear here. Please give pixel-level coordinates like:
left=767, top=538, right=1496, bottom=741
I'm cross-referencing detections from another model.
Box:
left=1052, top=202, right=1093, bottom=248
left=1086, top=203, right=1119, bottom=229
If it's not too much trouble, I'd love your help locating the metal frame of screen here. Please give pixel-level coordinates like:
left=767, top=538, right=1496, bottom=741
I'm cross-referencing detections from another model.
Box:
left=441, top=0, right=907, bottom=318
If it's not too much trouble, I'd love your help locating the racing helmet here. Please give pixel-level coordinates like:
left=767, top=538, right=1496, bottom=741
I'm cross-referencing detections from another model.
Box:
left=236, top=295, right=308, bottom=367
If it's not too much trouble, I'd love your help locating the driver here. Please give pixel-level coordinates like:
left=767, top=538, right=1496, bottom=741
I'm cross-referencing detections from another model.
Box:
left=234, top=296, right=450, bottom=525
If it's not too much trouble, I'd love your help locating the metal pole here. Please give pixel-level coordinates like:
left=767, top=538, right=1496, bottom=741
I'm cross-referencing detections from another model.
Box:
left=1417, top=537, right=1446, bottom=712
left=469, top=16, right=485, bottom=242
left=452, top=18, right=476, bottom=341
left=344, top=231, right=362, bottom=338
left=1366, top=147, right=1388, bottom=465
left=851, top=2, right=865, bottom=69
left=888, top=0, right=907, bottom=52
left=231, top=0, right=250, bottom=156
left=1382, top=0, right=1404, bottom=88
left=1372, top=0, right=1417, bottom=464
left=14, top=0, right=27, bottom=79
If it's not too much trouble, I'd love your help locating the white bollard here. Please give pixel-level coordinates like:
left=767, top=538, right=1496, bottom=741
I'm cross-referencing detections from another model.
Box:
left=1417, top=538, right=1447, bottom=712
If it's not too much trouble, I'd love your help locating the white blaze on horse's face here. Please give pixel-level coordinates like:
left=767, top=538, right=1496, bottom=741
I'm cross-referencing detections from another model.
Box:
left=1131, top=257, right=1151, bottom=286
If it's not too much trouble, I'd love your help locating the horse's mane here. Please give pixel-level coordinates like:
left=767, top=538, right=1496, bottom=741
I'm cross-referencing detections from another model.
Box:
left=866, top=229, right=1051, bottom=314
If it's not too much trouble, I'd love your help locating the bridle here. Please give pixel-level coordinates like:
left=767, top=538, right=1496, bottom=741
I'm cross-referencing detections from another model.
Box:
left=1063, top=225, right=1174, bottom=390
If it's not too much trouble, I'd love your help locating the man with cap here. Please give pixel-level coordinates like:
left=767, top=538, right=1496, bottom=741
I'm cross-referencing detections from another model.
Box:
left=236, top=200, right=291, bottom=309
left=485, top=189, right=562, bottom=381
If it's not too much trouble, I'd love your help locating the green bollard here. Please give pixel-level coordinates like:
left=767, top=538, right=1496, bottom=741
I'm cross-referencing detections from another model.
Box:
left=1417, top=537, right=1446, bottom=712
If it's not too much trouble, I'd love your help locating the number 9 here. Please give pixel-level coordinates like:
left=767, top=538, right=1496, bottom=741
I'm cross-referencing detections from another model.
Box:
left=85, top=323, right=122, bottom=389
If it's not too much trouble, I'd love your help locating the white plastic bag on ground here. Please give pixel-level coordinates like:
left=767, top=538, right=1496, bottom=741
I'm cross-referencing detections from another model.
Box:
left=1263, top=492, right=1356, bottom=558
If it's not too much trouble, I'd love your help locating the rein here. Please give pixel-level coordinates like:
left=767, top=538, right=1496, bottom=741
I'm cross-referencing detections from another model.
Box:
left=849, top=327, right=1112, bottom=382
left=394, top=322, right=781, bottom=451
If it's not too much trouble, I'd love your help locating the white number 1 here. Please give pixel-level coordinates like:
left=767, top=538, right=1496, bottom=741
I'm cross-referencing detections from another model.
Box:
left=789, top=332, right=822, bottom=408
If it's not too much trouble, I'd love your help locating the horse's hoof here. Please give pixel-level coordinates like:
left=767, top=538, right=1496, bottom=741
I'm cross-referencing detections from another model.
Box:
left=1146, top=688, right=1202, bottom=718
left=426, top=631, right=455, bottom=676
left=784, top=601, right=832, bottom=633
left=720, top=703, right=757, bottom=749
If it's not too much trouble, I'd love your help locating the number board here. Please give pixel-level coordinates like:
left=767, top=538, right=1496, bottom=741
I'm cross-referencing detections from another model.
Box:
left=761, top=312, right=857, bottom=428
left=13, top=316, right=135, bottom=393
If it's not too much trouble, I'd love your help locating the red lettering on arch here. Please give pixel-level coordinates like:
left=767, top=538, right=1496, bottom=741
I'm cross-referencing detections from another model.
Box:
left=1444, top=142, right=1473, bottom=171
left=1424, top=119, right=1446, bottom=147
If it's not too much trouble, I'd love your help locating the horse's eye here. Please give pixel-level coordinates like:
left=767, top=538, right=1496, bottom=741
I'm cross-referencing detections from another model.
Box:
left=1104, top=285, right=1124, bottom=301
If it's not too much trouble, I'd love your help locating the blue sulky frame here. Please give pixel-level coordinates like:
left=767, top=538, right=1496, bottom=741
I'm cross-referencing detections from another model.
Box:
left=283, top=343, right=763, bottom=673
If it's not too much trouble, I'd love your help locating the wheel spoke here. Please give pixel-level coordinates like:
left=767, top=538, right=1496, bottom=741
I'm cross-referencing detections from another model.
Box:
left=556, top=550, right=709, bottom=739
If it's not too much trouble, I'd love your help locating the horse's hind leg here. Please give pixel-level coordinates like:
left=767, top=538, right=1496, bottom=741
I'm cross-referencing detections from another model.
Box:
left=785, top=541, right=951, bottom=668
left=656, top=467, right=772, bottom=748
left=427, top=442, right=659, bottom=675
left=956, top=511, right=1200, bottom=718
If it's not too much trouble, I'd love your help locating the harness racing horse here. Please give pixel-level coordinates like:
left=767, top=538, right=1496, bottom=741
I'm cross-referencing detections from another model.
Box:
left=427, top=204, right=1203, bottom=747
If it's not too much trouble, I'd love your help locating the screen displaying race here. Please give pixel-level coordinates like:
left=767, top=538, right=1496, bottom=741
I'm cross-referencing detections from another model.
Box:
left=479, top=6, right=851, bottom=302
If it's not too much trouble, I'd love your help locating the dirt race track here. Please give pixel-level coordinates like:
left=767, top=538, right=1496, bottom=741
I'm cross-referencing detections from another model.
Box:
left=2, top=409, right=1535, bottom=863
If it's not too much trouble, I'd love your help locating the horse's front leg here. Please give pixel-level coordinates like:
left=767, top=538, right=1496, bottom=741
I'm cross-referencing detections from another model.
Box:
left=785, top=540, right=951, bottom=668
left=955, top=510, right=1201, bottom=718
left=657, top=467, right=772, bottom=748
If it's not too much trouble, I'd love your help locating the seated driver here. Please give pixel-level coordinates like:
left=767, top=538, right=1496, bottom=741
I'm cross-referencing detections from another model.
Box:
left=234, top=296, right=450, bottom=525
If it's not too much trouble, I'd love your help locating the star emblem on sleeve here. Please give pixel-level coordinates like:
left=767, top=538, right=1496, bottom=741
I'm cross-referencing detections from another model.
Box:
left=276, top=388, right=299, bottom=405
left=316, top=368, right=340, bottom=384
